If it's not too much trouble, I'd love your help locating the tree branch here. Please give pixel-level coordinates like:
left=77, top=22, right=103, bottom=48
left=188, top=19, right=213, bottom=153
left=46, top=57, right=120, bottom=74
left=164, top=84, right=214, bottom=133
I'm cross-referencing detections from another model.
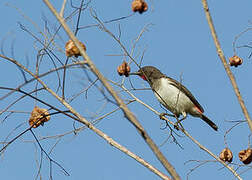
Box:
left=201, top=0, right=252, bottom=132
left=42, top=0, right=181, bottom=179
left=0, top=53, right=170, bottom=180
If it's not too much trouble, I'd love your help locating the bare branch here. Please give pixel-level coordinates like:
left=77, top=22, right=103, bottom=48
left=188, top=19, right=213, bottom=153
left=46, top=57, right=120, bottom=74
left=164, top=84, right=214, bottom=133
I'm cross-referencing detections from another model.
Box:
left=42, top=0, right=180, bottom=179
left=201, top=0, right=252, bottom=133
left=1, top=51, right=171, bottom=180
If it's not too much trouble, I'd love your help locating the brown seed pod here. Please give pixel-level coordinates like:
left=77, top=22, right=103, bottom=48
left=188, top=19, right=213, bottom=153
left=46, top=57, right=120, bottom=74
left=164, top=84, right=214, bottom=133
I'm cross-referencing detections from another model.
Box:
left=117, top=61, right=131, bottom=77
left=65, top=40, right=86, bottom=57
left=131, top=0, right=148, bottom=14
left=29, top=106, right=50, bottom=128
left=219, top=148, right=233, bottom=163
left=229, top=55, right=243, bottom=67
left=238, top=148, right=252, bottom=164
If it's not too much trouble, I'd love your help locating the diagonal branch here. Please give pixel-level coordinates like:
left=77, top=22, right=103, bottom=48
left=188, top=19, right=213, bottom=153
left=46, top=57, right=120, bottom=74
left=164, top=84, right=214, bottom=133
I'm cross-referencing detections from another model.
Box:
left=0, top=54, right=170, bottom=180
left=115, top=82, right=242, bottom=179
left=42, top=0, right=180, bottom=179
left=201, top=0, right=252, bottom=132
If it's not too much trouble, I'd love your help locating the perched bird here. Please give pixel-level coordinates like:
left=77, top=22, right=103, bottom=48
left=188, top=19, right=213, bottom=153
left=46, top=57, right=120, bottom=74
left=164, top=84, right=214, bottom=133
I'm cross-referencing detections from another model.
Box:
left=130, top=66, right=218, bottom=131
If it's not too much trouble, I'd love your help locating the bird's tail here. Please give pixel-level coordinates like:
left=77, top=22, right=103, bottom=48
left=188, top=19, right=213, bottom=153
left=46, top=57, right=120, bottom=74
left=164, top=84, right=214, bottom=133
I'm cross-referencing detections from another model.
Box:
left=201, top=114, right=218, bottom=131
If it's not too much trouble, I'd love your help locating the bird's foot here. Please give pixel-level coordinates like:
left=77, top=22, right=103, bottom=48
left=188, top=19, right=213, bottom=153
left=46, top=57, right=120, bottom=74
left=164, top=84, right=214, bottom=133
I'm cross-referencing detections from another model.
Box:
left=174, top=120, right=185, bottom=131
left=159, top=113, right=168, bottom=120
left=159, top=113, right=175, bottom=120
left=174, top=121, right=180, bottom=130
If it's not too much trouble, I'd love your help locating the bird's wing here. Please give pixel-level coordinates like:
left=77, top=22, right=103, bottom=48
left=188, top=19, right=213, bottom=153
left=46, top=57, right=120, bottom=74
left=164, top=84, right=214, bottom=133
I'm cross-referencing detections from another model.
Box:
left=166, top=76, right=204, bottom=113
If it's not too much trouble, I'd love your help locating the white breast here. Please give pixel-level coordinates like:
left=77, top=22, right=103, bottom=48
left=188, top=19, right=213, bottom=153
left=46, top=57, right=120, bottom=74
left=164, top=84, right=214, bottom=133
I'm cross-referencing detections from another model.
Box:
left=153, top=78, right=194, bottom=116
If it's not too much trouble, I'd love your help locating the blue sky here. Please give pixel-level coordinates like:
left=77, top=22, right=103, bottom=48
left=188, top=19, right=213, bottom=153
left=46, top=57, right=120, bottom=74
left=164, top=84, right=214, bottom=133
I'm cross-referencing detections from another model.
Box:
left=1, top=0, right=252, bottom=180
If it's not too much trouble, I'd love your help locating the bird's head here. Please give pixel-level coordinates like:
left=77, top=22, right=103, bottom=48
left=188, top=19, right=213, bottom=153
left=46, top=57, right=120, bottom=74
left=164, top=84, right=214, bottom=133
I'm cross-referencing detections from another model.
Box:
left=129, top=66, right=163, bottom=81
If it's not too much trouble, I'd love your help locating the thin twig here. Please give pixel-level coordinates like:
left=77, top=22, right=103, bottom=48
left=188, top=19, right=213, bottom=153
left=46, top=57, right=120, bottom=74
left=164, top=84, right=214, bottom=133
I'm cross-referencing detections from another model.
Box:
left=232, top=28, right=252, bottom=55
left=60, top=0, right=67, bottom=17
left=0, top=60, right=86, bottom=102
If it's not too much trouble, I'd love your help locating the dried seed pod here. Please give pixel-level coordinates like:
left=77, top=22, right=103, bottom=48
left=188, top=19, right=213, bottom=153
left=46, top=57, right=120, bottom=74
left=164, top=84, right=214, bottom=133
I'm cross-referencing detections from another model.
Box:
left=131, top=0, right=148, bottom=14
left=219, top=148, right=233, bottom=163
left=229, top=55, right=243, bottom=67
left=117, top=61, right=131, bottom=77
left=65, top=40, right=86, bottom=57
left=239, top=148, right=252, bottom=164
left=29, top=106, right=50, bottom=128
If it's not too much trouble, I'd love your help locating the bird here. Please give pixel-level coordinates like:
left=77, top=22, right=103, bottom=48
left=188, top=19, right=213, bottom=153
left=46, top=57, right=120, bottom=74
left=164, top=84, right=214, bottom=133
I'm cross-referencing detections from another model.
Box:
left=130, top=66, right=218, bottom=131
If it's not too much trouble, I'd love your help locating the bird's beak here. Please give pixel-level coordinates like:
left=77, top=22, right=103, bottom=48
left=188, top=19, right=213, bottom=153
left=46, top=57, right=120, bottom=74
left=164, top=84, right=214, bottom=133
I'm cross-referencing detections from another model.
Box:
left=129, top=71, right=141, bottom=76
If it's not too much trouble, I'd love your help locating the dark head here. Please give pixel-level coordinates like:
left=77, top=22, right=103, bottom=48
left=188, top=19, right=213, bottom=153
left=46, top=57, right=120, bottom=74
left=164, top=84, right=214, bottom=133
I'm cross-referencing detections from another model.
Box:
left=130, top=66, right=164, bottom=82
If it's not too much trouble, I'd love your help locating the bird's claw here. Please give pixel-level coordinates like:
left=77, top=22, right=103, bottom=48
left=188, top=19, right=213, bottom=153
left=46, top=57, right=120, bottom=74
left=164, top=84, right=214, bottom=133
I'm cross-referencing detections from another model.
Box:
left=174, top=122, right=180, bottom=130
left=159, top=113, right=168, bottom=120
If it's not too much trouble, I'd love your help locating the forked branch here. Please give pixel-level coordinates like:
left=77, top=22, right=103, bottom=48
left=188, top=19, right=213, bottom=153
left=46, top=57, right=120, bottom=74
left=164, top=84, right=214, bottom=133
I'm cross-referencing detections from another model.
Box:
left=42, top=0, right=180, bottom=179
